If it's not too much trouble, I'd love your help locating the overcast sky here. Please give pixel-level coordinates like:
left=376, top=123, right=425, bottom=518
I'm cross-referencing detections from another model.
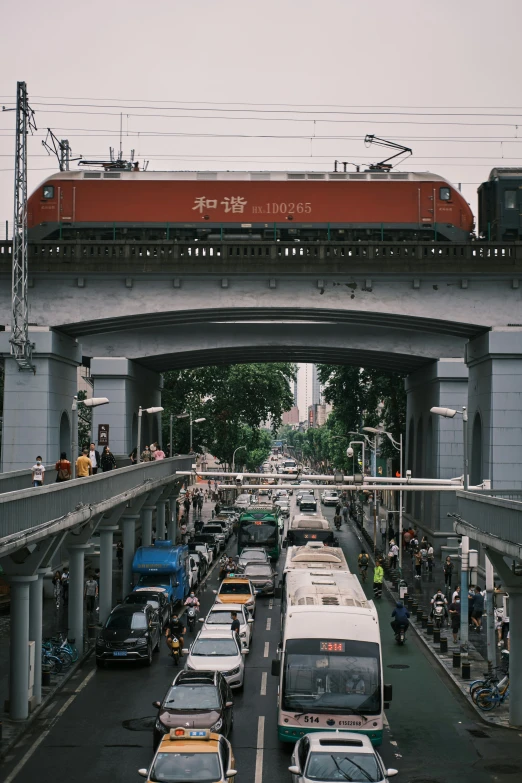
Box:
left=1, top=0, right=522, bottom=231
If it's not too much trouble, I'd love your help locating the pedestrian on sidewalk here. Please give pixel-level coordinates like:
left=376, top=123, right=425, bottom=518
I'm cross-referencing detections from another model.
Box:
left=129, top=447, right=138, bottom=465
left=183, top=495, right=191, bottom=517
left=420, top=544, right=429, bottom=572
left=55, top=452, right=72, bottom=482
left=153, top=444, right=166, bottom=460
left=141, top=445, right=152, bottom=462
left=427, top=543, right=434, bottom=578
left=192, top=493, right=199, bottom=516
left=88, top=443, right=101, bottom=475
left=451, top=585, right=461, bottom=604
left=61, top=567, right=70, bottom=606
left=420, top=535, right=428, bottom=551
left=31, top=456, right=46, bottom=487
left=403, top=529, right=411, bottom=551
left=214, top=500, right=221, bottom=517
left=100, top=446, right=117, bottom=472
left=443, top=556, right=454, bottom=588
left=197, top=494, right=203, bottom=517
left=468, top=586, right=476, bottom=627
left=380, top=518, right=387, bottom=549
left=84, top=573, right=98, bottom=614
left=76, top=448, right=92, bottom=477
left=116, top=541, right=123, bottom=569
left=414, top=548, right=423, bottom=579
left=373, top=560, right=384, bottom=599
left=449, top=595, right=461, bottom=643
left=388, top=540, right=399, bottom=570
left=342, top=503, right=349, bottom=524
left=471, top=586, right=485, bottom=631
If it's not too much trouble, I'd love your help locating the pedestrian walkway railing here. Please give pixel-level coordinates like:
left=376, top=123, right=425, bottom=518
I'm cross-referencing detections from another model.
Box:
left=0, top=456, right=192, bottom=554
left=0, top=464, right=58, bottom=494
left=456, top=489, right=522, bottom=544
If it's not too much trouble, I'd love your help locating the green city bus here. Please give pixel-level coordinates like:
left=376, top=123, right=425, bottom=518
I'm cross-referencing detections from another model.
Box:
left=237, top=505, right=281, bottom=560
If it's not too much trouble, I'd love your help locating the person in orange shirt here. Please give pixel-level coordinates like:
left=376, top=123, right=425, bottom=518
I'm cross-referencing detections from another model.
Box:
left=76, top=448, right=92, bottom=477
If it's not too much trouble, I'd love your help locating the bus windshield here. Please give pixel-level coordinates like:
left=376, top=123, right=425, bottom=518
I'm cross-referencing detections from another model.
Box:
left=238, top=521, right=277, bottom=547
left=282, top=639, right=381, bottom=715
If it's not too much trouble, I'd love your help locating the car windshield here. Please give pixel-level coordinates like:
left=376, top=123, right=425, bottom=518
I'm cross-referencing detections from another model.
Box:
left=106, top=612, right=147, bottom=630
left=206, top=611, right=243, bottom=626
left=306, top=751, right=381, bottom=782
left=192, top=638, right=238, bottom=656
left=203, top=527, right=223, bottom=535
left=244, top=565, right=272, bottom=577
left=219, top=582, right=251, bottom=595
left=164, top=684, right=220, bottom=710
left=282, top=639, right=381, bottom=715
left=239, top=551, right=266, bottom=562
left=125, top=593, right=160, bottom=606
left=137, top=574, right=170, bottom=588
left=150, top=751, right=221, bottom=783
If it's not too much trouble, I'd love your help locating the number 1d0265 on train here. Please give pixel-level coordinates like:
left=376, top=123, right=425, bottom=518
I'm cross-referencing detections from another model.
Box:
left=28, top=169, right=474, bottom=243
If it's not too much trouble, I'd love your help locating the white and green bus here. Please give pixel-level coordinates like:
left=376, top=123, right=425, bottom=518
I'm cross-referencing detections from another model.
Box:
left=272, top=570, right=391, bottom=746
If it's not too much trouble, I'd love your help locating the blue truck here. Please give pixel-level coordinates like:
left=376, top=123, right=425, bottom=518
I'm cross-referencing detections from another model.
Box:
left=132, top=541, right=190, bottom=605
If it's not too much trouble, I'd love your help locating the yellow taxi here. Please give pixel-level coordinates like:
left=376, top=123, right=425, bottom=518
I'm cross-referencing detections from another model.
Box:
left=214, top=576, right=256, bottom=617
left=138, top=727, right=237, bottom=782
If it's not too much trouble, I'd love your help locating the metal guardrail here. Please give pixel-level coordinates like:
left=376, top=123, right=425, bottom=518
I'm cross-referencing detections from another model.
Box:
left=0, top=456, right=192, bottom=546
left=0, top=465, right=58, bottom=494
left=456, top=489, right=522, bottom=544
left=1, top=240, right=522, bottom=269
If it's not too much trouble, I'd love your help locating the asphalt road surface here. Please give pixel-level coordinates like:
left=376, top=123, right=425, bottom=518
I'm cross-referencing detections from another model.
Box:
left=1, top=496, right=521, bottom=783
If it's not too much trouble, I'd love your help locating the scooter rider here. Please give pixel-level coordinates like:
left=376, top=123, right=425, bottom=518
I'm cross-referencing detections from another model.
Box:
left=166, top=613, right=186, bottom=656
left=333, top=511, right=342, bottom=530
left=185, top=591, right=200, bottom=612
left=391, top=601, right=410, bottom=635
left=430, top=588, right=449, bottom=620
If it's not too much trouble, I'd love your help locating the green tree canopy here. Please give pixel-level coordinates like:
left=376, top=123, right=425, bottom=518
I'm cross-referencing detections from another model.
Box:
left=162, top=363, right=295, bottom=468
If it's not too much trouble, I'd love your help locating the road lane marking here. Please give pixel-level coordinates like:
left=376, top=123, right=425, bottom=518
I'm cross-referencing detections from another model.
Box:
left=266, top=617, right=271, bottom=631
left=255, top=716, right=265, bottom=783
left=260, top=671, right=267, bottom=695
left=269, top=599, right=273, bottom=609
left=264, top=641, right=269, bottom=657
left=4, top=667, right=96, bottom=783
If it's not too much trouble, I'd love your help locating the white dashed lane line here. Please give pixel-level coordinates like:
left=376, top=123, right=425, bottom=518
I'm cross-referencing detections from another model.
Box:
left=260, top=671, right=267, bottom=695
left=266, top=617, right=271, bottom=631
left=255, top=716, right=265, bottom=783
left=263, top=641, right=269, bottom=657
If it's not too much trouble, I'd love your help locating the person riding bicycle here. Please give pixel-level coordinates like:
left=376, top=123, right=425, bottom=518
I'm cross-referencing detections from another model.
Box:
left=391, top=601, right=410, bottom=635
left=333, top=511, right=342, bottom=529
left=358, top=550, right=369, bottom=579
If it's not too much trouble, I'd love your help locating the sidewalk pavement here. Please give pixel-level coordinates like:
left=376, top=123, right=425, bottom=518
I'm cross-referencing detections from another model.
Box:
left=355, top=506, right=511, bottom=729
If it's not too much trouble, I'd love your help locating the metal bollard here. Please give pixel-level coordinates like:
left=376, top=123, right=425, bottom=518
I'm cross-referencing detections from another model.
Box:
left=462, top=661, right=471, bottom=679
left=421, top=613, right=428, bottom=628
left=416, top=608, right=423, bottom=622
left=433, top=627, right=441, bottom=644
left=427, top=620, right=434, bottom=636
left=42, top=670, right=52, bottom=687
left=411, top=602, right=418, bottom=616
left=440, top=636, right=448, bottom=653
left=453, top=651, right=461, bottom=669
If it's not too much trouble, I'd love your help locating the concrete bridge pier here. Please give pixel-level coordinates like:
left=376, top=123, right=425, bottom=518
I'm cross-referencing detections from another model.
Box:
left=405, top=359, right=469, bottom=544
left=141, top=505, right=155, bottom=546
left=90, top=358, right=163, bottom=461
left=121, top=515, right=140, bottom=597
left=99, top=525, right=119, bottom=625
left=466, top=328, right=522, bottom=489
left=0, top=329, right=81, bottom=472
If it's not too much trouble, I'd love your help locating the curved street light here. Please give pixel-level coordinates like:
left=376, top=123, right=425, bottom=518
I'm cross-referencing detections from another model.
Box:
left=137, top=406, right=164, bottom=463
left=71, top=395, right=110, bottom=479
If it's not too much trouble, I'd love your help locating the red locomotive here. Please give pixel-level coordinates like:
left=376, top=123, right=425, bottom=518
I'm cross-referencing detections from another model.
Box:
left=28, top=169, right=473, bottom=242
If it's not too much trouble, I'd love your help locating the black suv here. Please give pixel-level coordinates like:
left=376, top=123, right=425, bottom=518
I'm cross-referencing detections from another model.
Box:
left=152, top=670, right=234, bottom=747
left=96, top=604, right=161, bottom=667
left=122, top=589, right=171, bottom=627
left=194, top=533, right=219, bottom=557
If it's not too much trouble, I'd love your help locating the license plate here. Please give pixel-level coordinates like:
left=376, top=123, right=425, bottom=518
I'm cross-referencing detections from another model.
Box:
left=113, top=650, right=128, bottom=657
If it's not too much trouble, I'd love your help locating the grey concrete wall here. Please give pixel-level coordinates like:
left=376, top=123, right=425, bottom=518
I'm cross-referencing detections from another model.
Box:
left=405, top=359, right=469, bottom=539
left=0, top=330, right=81, bottom=472
left=467, top=328, right=522, bottom=489
left=90, top=358, right=163, bottom=458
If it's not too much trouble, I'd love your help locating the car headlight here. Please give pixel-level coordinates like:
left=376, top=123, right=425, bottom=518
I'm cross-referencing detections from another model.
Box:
left=96, top=638, right=104, bottom=646
left=225, top=667, right=240, bottom=677
left=155, top=718, right=165, bottom=732
left=211, top=718, right=223, bottom=732
left=136, top=638, right=148, bottom=646
left=239, top=631, right=246, bottom=638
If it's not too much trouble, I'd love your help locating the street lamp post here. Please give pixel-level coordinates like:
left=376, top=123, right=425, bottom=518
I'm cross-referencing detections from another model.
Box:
left=430, top=406, right=469, bottom=652
left=176, top=412, right=206, bottom=453
left=137, top=406, right=164, bottom=463
left=232, top=445, right=246, bottom=474
left=71, top=396, right=110, bottom=479
left=169, top=414, right=173, bottom=458
left=364, top=427, right=403, bottom=567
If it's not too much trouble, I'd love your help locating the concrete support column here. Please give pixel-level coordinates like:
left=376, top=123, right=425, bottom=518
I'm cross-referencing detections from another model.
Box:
left=156, top=500, right=167, bottom=540
left=0, top=330, right=81, bottom=471
left=404, top=359, right=468, bottom=539
left=121, top=515, right=139, bottom=596
left=509, top=591, right=522, bottom=727
left=29, top=572, right=45, bottom=707
left=141, top=505, right=154, bottom=547
left=9, top=575, right=37, bottom=720
left=99, top=526, right=118, bottom=624
left=68, top=545, right=88, bottom=653
left=467, top=328, right=522, bottom=488
left=90, top=358, right=163, bottom=461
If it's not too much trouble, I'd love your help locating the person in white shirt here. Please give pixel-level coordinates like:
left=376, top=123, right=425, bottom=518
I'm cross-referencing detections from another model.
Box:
left=89, top=443, right=100, bottom=475
left=32, top=457, right=45, bottom=487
